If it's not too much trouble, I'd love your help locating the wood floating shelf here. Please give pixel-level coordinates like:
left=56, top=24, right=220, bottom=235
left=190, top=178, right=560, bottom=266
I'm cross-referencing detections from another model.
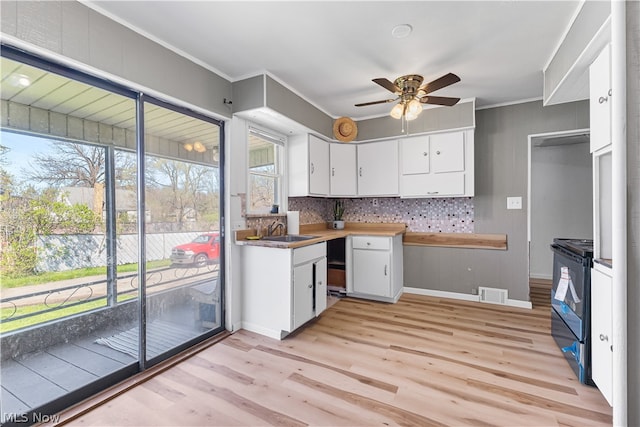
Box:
left=403, top=232, right=508, bottom=250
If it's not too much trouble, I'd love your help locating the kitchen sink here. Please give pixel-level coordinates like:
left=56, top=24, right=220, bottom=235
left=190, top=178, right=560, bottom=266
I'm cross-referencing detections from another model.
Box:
left=261, top=234, right=318, bottom=242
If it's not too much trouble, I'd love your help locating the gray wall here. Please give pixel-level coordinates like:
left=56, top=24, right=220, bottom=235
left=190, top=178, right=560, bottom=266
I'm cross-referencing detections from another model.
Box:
left=265, top=76, right=334, bottom=138
left=404, top=100, right=589, bottom=301
left=356, top=100, right=475, bottom=141
left=0, top=1, right=232, bottom=119
left=626, top=1, right=639, bottom=424
left=530, top=141, right=592, bottom=279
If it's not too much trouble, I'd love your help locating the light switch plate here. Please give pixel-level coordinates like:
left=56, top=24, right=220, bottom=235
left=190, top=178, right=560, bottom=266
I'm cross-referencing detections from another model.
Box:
left=507, top=196, right=522, bottom=210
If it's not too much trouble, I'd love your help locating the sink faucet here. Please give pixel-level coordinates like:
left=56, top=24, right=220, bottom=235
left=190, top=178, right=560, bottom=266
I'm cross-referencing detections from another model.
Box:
left=267, top=220, right=285, bottom=236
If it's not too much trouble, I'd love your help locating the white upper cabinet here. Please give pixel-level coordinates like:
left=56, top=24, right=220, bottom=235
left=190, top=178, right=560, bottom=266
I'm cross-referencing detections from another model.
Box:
left=400, top=129, right=474, bottom=198
left=330, top=143, right=357, bottom=196
left=430, top=132, right=465, bottom=173
left=291, top=129, right=473, bottom=199
left=288, top=134, right=329, bottom=197
left=590, top=44, right=611, bottom=153
left=357, top=140, right=399, bottom=196
left=308, top=135, right=330, bottom=195
left=402, top=136, right=430, bottom=175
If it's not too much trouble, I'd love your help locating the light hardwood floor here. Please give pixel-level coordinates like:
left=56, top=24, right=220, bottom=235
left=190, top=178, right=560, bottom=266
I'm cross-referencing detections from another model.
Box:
left=62, top=294, right=612, bottom=426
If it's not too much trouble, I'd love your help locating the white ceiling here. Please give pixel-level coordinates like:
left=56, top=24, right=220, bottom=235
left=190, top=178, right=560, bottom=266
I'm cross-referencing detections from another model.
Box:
left=84, top=1, right=581, bottom=121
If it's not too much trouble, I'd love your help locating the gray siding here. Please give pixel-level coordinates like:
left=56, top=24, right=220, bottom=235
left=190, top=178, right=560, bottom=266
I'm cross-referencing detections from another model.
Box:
left=404, top=100, right=589, bottom=301
left=1, top=0, right=232, bottom=119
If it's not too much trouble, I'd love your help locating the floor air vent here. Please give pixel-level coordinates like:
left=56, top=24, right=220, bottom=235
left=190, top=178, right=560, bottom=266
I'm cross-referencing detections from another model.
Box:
left=479, top=287, right=508, bottom=305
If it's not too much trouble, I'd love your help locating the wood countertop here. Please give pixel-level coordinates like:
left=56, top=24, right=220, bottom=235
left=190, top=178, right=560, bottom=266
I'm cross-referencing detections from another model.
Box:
left=235, top=222, right=406, bottom=249
left=236, top=222, right=507, bottom=250
left=403, top=232, right=508, bottom=250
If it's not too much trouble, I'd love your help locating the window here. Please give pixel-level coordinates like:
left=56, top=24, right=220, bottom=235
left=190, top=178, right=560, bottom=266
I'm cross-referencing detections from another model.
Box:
left=247, top=126, right=285, bottom=213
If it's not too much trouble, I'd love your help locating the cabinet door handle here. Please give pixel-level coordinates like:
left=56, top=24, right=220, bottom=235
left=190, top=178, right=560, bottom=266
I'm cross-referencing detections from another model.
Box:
left=311, top=162, right=315, bottom=174
left=423, top=152, right=428, bottom=156
left=599, top=96, right=608, bottom=104
left=384, top=265, right=388, bottom=276
left=359, top=167, right=363, bottom=177
left=599, top=333, right=609, bottom=342
left=608, top=88, right=612, bottom=97
left=436, top=150, right=441, bottom=155
left=427, top=191, right=439, bottom=195
left=308, top=283, right=313, bottom=289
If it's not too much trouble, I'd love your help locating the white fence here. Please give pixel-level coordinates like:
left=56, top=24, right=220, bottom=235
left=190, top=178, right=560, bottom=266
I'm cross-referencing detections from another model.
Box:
left=36, top=232, right=205, bottom=272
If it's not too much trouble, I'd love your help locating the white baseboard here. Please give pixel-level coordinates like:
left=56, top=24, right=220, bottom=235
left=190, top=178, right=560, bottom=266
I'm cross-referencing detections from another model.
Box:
left=506, top=299, right=533, bottom=309
left=240, top=322, right=283, bottom=340
left=403, top=287, right=532, bottom=309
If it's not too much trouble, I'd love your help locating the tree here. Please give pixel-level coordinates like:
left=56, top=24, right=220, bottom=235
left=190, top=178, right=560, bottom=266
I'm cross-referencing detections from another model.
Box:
left=0, top=187, right=100, bottom=276
left=28, top=141, right=105, bottom=187
left=26, top=141, right=136, bottom=217
left=146, top=158, right=218, bottom=228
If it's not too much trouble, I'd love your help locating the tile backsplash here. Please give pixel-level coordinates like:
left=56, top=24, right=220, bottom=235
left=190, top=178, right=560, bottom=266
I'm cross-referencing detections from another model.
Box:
left=288, top=197, right=474, bottom=233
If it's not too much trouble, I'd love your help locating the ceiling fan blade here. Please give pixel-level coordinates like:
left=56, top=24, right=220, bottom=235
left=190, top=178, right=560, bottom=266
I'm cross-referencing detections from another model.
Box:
left=355, top=98, right=397, bottom=107
left=419, top=73, right=461, bottom=95
left=419, top=96, right=460, bottom=106
left=372, top=78, right=401, bottom=94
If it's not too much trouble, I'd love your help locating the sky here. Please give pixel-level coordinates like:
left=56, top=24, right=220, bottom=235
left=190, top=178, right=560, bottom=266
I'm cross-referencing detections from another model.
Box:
left=0, top=131, right=50, bottom=183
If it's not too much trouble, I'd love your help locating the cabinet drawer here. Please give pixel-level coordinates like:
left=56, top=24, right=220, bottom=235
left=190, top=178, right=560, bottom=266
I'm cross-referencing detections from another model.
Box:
left=293, top=242, right=327, bottom=265
left=352, top=236, right=390, bottom=250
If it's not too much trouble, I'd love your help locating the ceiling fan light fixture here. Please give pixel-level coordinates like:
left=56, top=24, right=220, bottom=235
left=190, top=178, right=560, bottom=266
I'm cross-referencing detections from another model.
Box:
left=193, top=141, right=206, bottom=153
left=390, top=102, right=404, bottom=119
left=405, top=109, right=420, bottom=121
left=184, top=142, right=193, bottom=152
left=406, top=98, right=422, bottom=117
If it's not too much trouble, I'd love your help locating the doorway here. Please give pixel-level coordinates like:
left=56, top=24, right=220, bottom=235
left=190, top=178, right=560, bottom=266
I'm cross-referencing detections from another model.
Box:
left=527, top=129, right=592, bottom=302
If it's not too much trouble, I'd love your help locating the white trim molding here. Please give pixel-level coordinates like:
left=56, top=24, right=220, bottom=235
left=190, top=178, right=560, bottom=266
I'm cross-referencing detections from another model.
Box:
left=403, top=287, right=532, bottom=309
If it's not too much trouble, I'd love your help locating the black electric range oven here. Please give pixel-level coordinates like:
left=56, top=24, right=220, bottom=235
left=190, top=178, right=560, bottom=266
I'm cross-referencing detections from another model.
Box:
left=550, top=238, right=594, bottom=385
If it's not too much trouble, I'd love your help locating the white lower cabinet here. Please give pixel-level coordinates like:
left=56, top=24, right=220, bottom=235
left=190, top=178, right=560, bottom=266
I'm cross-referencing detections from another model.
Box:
left=242, top=242, right=327, bottom=339
left=293, top=256, right=327, bottom=330
left=591, top=264, right=613, bottom=406
left=346, top=234, right=403, bottom=302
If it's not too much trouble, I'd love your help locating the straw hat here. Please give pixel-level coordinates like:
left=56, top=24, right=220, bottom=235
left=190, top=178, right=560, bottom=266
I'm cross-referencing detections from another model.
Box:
left=333, top=117, right=358, bottom=142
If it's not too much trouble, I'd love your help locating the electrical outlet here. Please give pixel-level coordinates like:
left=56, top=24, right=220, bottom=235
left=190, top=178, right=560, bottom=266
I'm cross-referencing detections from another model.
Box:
left=372, top=198, right=378, bottom=206
left=471, top=287, right=478, bottom=295
left=507, top=196, right=522, bottom=210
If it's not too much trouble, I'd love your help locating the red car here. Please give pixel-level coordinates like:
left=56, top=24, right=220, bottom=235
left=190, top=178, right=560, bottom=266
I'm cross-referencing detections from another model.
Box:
left=170, top=233, right=220, bottom=267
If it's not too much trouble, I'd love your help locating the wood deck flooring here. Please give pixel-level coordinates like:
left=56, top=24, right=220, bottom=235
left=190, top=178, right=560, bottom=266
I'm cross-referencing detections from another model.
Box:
left=61, top=294, right=612, bottom=426
left=1, top=326, right=137, bottom=416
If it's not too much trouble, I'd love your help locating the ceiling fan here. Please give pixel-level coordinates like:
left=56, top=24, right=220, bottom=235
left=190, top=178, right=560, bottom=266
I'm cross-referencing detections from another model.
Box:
left=355, top=73, right=461, bottom=121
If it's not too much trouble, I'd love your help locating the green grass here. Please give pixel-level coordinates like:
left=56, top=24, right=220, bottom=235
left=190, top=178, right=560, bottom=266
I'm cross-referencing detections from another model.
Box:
left=0, top=293, right=137, bottom=333
left=0, top=259, right=172, bottom=289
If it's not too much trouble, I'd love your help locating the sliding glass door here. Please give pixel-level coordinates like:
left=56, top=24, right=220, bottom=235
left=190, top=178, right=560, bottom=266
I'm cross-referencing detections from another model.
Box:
left=142, top=100, right=223, bottom=364
left=0, top=46, right=224, bottom=421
